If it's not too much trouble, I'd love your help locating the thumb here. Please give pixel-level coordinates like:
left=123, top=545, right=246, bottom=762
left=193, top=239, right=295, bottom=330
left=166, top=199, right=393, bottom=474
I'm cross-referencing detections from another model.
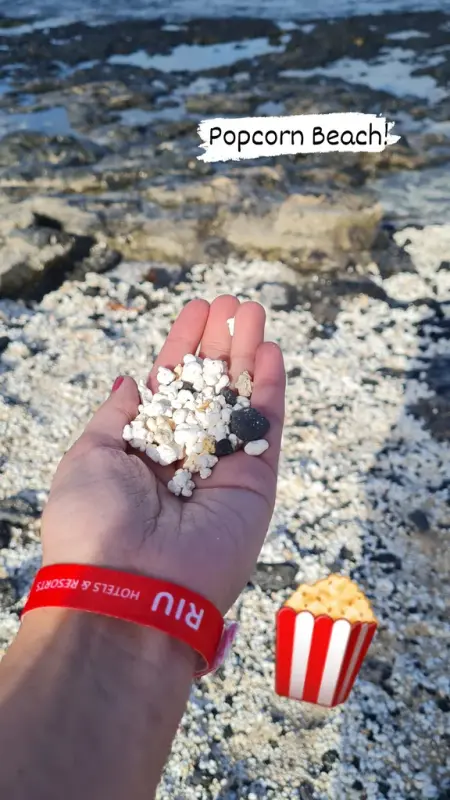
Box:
left=83, top=376, right=140, bottom=450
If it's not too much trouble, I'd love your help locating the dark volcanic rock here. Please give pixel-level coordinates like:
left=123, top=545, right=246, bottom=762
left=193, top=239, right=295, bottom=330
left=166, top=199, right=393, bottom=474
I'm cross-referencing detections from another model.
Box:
left=230, top=407, right=270, bottom=442
left=221, top=388, right=238, bottom=406
left=214, top=438, right=234, bottom=457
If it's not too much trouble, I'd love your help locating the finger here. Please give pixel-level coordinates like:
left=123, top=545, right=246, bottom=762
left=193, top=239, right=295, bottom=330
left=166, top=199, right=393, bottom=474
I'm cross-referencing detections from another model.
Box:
left=149, top=299, right=210, bottom=391
left=249, top=341, right=285, bottom=473
left=229, top=301, right=266, bottom=384
left=82, top=376, right=140, bottom=450
left=198, top=295, right=240, bottom=362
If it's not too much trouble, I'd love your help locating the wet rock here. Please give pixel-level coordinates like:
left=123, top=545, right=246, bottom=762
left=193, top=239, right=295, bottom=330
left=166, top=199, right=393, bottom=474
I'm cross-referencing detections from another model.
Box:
left=146, top=176, right=239, bottom=208
left=218, top=194, right=382, bottom=270
left=214, top=438, right=234, bottom=457
left=230, top=407, right=270, bottom=442
left=258, top=281, right=299, bottom=311
left=0, top=197, right=119, bottom=299
left=112, top=219, right=202, bottom=265
left=0, top=234, right=75, bottom=298
left=185, top=92, right=257, bottom=115
left=0, top=131, right=107, bottom=169
left=249, top=562, right=298, bottom=592
left=0, top=196, right=97, bottom=238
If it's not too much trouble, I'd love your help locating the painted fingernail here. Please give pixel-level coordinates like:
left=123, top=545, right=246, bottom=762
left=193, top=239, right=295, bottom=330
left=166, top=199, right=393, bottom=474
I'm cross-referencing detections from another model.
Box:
left=112, top=376, right=124, bottom=392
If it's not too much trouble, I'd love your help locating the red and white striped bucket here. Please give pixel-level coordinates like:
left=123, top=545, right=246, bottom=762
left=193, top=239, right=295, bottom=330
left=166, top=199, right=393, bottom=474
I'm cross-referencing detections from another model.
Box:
left=275, top=607, right=377, bottom=707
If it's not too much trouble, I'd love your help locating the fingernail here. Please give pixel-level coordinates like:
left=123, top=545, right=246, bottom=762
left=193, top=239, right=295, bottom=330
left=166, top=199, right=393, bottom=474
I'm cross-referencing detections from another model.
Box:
left=112, top=376, right=124, bottom=393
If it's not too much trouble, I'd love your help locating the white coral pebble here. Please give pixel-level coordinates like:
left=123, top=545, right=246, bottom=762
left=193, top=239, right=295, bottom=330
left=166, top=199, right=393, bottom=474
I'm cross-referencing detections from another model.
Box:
left=157, top=444, right=180, bottom=466
left=157, top=366, right=176, bottom=385
left=244, top=439, right=269, bottom=456
left=122, top=424, right=133, bottom=441
left=123, top=352, right=269, bottom=498
left=215, top=374, right=230, bottom=393
left=146, top=445, right=161, bottom=463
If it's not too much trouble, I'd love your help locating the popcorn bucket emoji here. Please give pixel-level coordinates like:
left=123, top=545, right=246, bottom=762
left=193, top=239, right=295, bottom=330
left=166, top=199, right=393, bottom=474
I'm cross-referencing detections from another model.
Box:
left=275, top=575, right=378, bottom=707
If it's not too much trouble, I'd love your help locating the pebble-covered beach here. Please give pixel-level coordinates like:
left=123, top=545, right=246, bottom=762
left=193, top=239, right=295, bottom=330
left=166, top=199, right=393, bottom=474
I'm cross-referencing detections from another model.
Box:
left=0, top=6, right=449, bottom=799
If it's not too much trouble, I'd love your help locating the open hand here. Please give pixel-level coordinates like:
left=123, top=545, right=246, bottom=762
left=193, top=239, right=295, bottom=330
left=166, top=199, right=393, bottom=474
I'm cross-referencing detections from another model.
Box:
left=41, top=296, right=285, bottom=614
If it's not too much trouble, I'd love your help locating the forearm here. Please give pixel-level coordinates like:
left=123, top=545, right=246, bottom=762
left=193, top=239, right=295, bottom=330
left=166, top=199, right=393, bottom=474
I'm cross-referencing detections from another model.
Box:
left=0, top=608, right=195, bottom=800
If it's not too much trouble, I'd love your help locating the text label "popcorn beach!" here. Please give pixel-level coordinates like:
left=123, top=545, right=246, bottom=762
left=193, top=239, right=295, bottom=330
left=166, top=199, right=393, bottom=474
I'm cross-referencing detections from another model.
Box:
left=197, top=112, right=400, bottom=163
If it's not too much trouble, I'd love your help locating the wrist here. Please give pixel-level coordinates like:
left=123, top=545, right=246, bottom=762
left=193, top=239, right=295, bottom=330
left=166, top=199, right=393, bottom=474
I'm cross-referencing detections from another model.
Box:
left=19, top=607, right=197, bottom=679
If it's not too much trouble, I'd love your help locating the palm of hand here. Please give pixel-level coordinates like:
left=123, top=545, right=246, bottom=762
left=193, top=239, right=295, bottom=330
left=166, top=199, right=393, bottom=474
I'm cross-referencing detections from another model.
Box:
left=42, top=297, right=284, bottom=613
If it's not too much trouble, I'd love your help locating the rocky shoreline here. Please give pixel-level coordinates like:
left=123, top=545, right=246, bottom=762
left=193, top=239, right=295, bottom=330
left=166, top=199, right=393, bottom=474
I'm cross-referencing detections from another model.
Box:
left=0, top=11, right=450, bottom=300
left=0, top=8, right=449, bottom=800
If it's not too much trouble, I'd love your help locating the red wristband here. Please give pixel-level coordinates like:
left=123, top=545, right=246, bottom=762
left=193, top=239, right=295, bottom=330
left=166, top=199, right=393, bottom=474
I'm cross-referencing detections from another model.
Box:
left=22, top=564, right=236, bottom=677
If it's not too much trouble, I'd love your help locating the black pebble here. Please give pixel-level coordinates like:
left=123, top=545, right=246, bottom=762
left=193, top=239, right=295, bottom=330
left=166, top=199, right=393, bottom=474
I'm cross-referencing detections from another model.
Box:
left=321, top=749, right=340, bottom=773
left=230, top=407, right=270, bottom=442
left=222, top=387, right=238, bottom=406
left=214, top=438, right=234, bottom=457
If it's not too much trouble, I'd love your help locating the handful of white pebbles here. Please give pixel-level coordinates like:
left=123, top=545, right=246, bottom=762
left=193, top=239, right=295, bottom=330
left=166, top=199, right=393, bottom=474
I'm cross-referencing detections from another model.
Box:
left=122, top=354, right=270, bottom=498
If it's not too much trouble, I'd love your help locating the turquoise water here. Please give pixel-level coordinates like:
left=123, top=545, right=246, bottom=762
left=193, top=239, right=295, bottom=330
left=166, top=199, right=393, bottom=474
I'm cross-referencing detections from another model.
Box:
left=0, top=0, right=448, bottom=28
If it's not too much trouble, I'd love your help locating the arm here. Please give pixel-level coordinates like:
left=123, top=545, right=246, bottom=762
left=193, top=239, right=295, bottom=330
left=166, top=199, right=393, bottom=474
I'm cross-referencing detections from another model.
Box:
left=0, top=296, right=284, bottom=799
left=0, top=608, right=195, bottom=800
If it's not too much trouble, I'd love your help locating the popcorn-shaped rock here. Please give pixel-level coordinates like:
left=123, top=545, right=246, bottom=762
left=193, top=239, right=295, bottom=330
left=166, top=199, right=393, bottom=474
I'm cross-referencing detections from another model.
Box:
left=154, top=428, right=174, bottom=446
left=228, top=433, right=240, bottom=449
left=221, top=407, right=232, bottom=423
left=131, top=438, right=147, bottom=452
left=244, top=439, right=269, bottom=456
left=192, top=377, right=205, bottom=392
left=230, top=407, right=270, bottom=442
left=177, top=389, right=196, bottom=406
left=173, top=408, right=188, bottom=425
left=203, top=372, right=218, bottom=387
left=183, top=354, right=198, bottom=364
left=215, top=374, right=230, bottom=393
left=211, top=424, right=228, bottom=442
left=146, top=445, right=161, bottom=463
left=158, top=384, right=178, bottom=399
left=181, top=363, right=202, bottom=383
left=235, top=396, right=250, bottom=408
left=138, top=380, right=153, bottom=403
left=123, top=424, right=133, bottom=441
left=157, top=444, right=180, bottom=466
left=202, top=435, right=217, bottom=454
left=157, top=366, right=176, bottom=386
